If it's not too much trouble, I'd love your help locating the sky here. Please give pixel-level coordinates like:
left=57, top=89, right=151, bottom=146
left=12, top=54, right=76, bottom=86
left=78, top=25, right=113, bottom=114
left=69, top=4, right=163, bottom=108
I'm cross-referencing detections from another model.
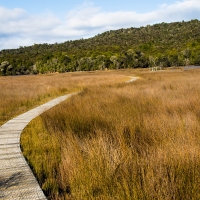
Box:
left=0, top=0, right=200, bottom=50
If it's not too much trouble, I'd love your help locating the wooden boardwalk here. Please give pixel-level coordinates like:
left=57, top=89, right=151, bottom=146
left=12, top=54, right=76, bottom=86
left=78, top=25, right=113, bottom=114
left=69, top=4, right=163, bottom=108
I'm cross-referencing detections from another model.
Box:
left=0, top=94, right=74, bottom=200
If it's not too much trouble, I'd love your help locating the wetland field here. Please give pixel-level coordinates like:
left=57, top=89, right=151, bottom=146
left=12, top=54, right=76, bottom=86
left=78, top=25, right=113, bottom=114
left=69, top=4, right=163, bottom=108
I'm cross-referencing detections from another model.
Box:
left=1, top=68, right=200, bottom=199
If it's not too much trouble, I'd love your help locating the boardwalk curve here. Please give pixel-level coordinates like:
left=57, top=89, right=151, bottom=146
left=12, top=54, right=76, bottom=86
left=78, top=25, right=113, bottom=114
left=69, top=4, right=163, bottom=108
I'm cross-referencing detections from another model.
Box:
left=0, top=75, right=139, bottom=199
left=126, top=76, right=139, bottom=83
left=0, top=94, right=75, bottom=200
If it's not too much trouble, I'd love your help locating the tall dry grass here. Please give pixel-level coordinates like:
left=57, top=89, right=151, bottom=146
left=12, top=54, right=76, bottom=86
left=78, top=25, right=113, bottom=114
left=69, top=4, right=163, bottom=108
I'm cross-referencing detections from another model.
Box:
left=21, top=69, right=200, bottom=199
left=0, top=71, right=128, bottom=125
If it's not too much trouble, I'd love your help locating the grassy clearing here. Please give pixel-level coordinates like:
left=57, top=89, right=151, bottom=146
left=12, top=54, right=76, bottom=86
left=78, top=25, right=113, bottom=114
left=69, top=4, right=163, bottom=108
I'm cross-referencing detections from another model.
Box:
left=21, top=69, right=200, bottom=199
left=0, top=71, right=128, bottom=125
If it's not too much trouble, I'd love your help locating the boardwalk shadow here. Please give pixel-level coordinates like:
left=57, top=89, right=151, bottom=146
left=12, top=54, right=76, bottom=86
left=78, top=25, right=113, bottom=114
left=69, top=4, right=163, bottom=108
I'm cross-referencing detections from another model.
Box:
left=0, top=172, right=24, bottom=197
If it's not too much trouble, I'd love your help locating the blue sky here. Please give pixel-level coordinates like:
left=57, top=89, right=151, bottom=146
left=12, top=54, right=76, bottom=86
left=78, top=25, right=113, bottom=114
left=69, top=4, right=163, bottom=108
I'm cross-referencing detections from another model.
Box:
left=0, top=0, right=177, bottom=14
left=0, top=0, right=200, bottom=50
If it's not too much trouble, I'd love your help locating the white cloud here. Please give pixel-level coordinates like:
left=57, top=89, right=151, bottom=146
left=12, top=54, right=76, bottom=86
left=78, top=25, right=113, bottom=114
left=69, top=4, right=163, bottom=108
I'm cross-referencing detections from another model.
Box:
left=0, top=0, right=200, bottom=50
left=0, top=7, right=26, bottom=22
left=67, top=0, right=200, bottom=28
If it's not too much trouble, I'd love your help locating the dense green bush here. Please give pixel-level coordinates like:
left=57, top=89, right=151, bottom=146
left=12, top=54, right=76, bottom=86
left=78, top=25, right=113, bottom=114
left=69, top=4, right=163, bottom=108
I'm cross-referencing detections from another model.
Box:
left=1, top=20, right=200, bottom=75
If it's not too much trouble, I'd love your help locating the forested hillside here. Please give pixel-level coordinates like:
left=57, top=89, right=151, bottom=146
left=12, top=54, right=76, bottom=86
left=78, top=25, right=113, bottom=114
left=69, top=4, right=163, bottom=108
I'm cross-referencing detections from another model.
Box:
left=1, top=19, right=200, bottom=75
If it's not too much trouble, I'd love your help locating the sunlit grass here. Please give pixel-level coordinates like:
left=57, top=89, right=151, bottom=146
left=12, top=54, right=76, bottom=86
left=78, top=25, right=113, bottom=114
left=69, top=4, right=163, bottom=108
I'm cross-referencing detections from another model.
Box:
left=0, top=71, right=129, bottom=125
left=21, top=69, right=200, bottom=199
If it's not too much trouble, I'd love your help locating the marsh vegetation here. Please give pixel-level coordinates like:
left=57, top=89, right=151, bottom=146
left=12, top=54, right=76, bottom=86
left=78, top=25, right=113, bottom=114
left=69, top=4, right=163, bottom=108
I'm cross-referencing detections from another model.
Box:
left=0, top=71, right=127, bottom=125
left=19, top=69, right=200, bottom=199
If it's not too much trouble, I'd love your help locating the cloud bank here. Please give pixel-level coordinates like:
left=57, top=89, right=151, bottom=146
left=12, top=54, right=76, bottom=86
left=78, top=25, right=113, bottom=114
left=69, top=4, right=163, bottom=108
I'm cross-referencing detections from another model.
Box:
left=0, top=0, right=200, bottom=50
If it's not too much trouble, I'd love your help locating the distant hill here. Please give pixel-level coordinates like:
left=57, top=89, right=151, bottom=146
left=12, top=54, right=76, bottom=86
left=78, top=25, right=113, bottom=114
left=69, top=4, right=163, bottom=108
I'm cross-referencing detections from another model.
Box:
left=1, top=19, right=200, bottom=75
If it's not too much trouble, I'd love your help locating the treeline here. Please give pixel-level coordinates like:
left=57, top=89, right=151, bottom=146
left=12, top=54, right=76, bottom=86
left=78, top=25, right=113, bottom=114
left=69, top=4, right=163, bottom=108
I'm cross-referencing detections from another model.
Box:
left=1, top=20, right=200, bottom=75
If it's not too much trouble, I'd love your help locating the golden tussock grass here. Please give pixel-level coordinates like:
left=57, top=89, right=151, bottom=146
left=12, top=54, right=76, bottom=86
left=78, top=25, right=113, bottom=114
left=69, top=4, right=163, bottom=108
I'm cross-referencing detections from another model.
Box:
left=20, top=69, right=200, bottom=199
left=0, top=71, right=128, bottom=125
